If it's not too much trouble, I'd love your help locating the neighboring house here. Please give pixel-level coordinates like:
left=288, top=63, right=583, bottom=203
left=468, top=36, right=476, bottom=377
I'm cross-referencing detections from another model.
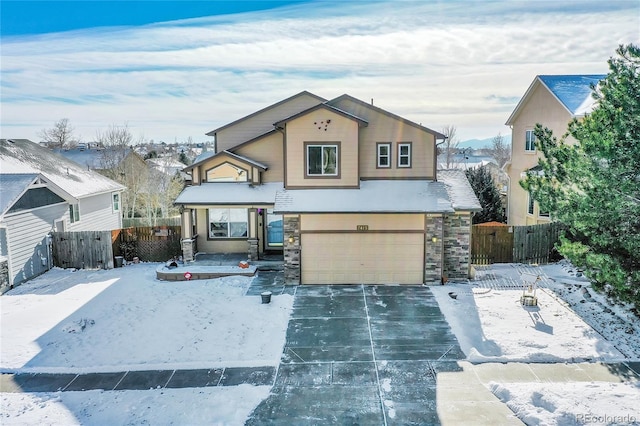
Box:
left=0, top=139, right=125, bottom=291
left=505, top=75, right=605, bottom=225
left=175, top=92, right=481, bottom=285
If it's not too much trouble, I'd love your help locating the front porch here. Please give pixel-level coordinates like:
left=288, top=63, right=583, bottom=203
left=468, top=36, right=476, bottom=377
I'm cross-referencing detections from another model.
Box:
left=155, top=252, right=283, bottom=281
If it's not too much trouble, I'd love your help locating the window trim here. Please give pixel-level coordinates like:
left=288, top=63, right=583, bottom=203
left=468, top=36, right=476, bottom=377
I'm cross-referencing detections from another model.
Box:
left=527, top=193, right=535, bottom=216
left=112, top=192, right=120, bottom=212
left=525, top=130, right=536, bottom=152
left=304, top=142, right=340, bottom=178
left=69, top=203, right=80, bottom=223
left=207, top=208, right=249, bottom=240
left=376, top=142, right=392, bottom=168
left=397, top=142, right=412, bottom=168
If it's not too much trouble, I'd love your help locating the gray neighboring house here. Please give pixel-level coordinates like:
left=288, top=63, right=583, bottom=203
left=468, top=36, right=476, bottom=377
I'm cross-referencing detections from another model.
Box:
left=0, top=139, right=125, bottom=292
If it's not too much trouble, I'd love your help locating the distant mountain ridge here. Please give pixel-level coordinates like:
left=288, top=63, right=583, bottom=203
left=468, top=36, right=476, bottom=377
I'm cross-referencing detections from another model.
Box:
left=458, top=134, right=512, bottom=149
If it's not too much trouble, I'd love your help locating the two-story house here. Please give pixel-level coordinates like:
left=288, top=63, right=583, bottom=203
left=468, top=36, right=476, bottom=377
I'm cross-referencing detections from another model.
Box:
left=505, top=75, right=605, bottom=225
left=175, top=92, right=480, bottom=285
left=0, top=139, right=125, bottom=291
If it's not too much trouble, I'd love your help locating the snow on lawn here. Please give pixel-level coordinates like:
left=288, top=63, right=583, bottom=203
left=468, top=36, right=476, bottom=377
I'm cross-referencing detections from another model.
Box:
left=1, top=263, right=293, bottom=372
left=1, top=384, right=269, bottom=426
left=490, top=381, right=640, bottom=426
left=432, top=283, right=625, bottom=363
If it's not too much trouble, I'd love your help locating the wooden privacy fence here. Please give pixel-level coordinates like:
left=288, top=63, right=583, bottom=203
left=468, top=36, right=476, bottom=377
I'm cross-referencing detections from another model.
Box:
left=113, top=226, right=182, bottom=262
left=471, top=222, right=564, bottom=265
left=52, top=231, right=114, bottom=269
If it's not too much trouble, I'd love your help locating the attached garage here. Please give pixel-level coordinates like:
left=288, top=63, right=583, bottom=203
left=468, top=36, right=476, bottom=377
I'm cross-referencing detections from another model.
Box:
left=301, top=232, right=424, bottom=285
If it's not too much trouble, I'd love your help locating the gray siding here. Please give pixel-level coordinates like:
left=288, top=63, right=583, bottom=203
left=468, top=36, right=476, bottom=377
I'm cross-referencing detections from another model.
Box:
left=68, top=192, right=122, bottom=232
left=3, top=203, right=66, bottom=286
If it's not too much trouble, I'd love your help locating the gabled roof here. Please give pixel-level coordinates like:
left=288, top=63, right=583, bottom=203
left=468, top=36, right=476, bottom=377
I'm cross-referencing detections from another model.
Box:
left=0, top=173, right=39, bottom=217
left=0, top=139, right=125, bottom=199
left=273, top=103, right=368, bottom=128
left=0, top=173, right=72, bottom=218
left=182, top=150, right=268, bottom=173
left=206, top=91, right=326, bottom=136
left=506, top=74, right=605, bottom=125
left=327, top=94, right=446, bottom=139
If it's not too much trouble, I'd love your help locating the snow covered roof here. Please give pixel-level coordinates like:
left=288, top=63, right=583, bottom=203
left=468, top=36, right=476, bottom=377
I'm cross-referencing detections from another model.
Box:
left=538, top=75, right=605, bottom=115
left=506, top=74, right=605, bottom=125
left=0, top=173, right=39, bottom=217
left=274, top=180, right=454, bottom=214
left=174, top=182, right=284, bottom=205
left=184, top=150, right=268, bottom=173
left=437, top=169, right=482, bottom=211
left=0, top=139, right=125, bottom=199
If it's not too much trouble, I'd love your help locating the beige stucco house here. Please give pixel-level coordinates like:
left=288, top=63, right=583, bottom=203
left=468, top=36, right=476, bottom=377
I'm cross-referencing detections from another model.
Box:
left=505, top=75, right=604, bottom=225
left=175, top=92, right=480, bottom=285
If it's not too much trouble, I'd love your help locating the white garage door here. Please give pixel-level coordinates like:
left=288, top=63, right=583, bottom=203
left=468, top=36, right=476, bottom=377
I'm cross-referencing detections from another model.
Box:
left=301, top=233, right=424, bottom=285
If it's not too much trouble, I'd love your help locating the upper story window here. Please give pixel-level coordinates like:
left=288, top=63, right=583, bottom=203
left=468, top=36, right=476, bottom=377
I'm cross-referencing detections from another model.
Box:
left=112, top=193, right=120, bottom=212
left=525, top=130, right=536, bottom=152
left=306, top=143, right=338, bottom=176
left=397, top=142, right=412, bottom=168
left=69, top=203, right=80, bottom=223
left=208, top=208, right=248, bottom=239
left=377, top=143, right=391, bottom=168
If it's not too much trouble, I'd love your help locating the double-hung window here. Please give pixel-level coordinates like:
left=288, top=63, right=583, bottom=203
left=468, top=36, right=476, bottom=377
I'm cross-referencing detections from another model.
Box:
left=398, top=143, right=412, bottom=168
left=69, top=203, right=80, bottom=223
left=209, top=208, right=248, bottom=239
left=525, top=130, right=536, bottom=152
left=306, top=144, right=338, bottom=176
left=377, top=143, right=391, bottom=168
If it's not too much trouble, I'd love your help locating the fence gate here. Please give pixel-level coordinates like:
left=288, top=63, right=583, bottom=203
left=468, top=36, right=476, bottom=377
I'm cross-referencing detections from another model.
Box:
left=471, top=225, right=514, bottom=265
left=52, top=231, right=114, bottom=269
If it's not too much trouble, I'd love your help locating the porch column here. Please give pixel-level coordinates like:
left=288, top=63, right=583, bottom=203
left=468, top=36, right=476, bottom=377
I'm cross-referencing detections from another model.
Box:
left=248, top=208, right=259, bottom=261
left=180, top=208, right=196, bottom=262
left=443, top=213, right=472, bottom=280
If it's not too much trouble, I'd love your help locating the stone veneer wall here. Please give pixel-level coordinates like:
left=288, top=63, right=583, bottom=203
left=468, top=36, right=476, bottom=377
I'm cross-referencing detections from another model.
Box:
left=424, top=216, right=443, bottom=283
left=443, top=213, right=472, bottom=280
left=283, top=216, right=301, bottom=284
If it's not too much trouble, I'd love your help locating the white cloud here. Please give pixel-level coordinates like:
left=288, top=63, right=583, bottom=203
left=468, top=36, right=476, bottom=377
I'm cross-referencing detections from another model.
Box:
left=1, top=1, right=637, bottom=142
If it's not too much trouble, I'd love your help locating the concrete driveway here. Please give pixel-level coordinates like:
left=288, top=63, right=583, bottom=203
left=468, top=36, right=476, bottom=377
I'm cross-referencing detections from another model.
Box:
left=246, top=284, right=518, bottom=425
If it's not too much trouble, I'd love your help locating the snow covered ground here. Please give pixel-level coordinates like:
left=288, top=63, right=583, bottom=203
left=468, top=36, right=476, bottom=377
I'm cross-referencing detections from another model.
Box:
left=1, top=263, right=292, bottom=425
left=432, top=261, right=640, bottom=425
left=2, top=260, right=639, bottom=425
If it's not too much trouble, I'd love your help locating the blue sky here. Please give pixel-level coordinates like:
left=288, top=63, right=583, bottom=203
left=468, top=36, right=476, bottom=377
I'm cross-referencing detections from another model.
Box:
left=1, top=0, right=638, bottom=143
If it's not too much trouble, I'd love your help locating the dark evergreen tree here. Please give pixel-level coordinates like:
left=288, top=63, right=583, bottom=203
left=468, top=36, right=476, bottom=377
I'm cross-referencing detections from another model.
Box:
left=465, top=165, right=506, bottom=224
left=521, top=44, right=640, bottom=308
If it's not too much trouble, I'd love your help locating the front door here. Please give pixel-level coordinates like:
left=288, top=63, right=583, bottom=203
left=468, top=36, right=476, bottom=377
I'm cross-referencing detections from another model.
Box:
left=265, top=209, right=283, bottom=249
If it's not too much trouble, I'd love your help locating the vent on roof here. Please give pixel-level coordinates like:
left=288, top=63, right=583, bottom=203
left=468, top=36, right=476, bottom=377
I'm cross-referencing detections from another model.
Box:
left=7, top=139, right=15, bottom=144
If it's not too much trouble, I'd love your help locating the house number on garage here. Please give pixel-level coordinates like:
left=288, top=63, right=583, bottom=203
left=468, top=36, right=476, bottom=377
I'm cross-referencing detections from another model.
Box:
left=356, top=225, right=369, bottom=231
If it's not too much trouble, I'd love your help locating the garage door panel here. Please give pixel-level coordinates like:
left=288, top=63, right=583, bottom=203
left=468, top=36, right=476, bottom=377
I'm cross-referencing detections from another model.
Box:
left=301, top=233, right=424, bottom=285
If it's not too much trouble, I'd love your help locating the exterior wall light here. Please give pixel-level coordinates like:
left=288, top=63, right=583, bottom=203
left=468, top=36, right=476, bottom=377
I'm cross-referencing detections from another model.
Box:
left=432, top=236, right=438, bottom=243
left=288, top=235, right=295, bottom=244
